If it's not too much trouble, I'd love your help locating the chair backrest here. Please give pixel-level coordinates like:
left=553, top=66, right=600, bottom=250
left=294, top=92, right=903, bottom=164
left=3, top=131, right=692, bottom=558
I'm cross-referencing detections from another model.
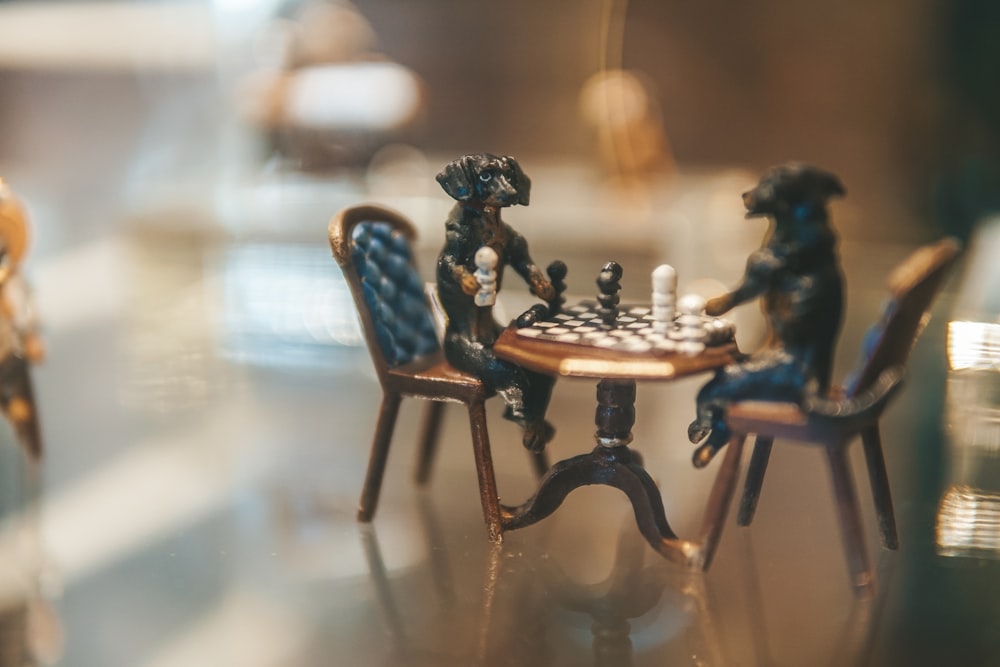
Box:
left=844, top=237, right=962, bottom=397
left=329, top=205, right=440, bottom=382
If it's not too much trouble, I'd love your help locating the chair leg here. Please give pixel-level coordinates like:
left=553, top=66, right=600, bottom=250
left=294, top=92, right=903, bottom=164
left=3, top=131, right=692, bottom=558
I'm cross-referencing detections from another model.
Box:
left=737, top=436, right=774, bottom=527
left=825, top=444, right=874, bottom=596
left=357, top=392, right=402, bottom=523
left=861, top=425, right=899, bottom=550
left=414, top=401, right=446, bottom=486
left=468, top=399, right=504, bottom=544
left=696, top=434, right=747, bottom=571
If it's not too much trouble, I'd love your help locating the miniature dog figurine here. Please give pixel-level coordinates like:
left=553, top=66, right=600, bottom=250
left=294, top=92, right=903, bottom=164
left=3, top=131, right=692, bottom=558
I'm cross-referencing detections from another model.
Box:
left=688, top=163, right=846, bottom=467
left=0, top=182, right=44, bottom=461
left=436, top=154, right=557, bottom=452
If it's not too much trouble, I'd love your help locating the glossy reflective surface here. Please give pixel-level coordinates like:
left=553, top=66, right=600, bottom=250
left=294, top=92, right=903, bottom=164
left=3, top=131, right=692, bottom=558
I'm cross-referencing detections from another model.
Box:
left=0, top=1, right=997, bottom=655
left=0, top=162, right=992, bottom=667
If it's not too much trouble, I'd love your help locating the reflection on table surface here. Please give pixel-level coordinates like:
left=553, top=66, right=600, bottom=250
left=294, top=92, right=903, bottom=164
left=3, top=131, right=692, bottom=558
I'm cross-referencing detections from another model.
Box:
left=0, top=167, right=993, bottom=667
left=359, top=491, right=894, bottom=667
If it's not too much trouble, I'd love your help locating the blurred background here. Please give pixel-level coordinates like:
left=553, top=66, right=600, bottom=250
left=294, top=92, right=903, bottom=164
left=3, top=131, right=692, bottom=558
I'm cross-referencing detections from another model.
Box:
left=0, top=0, right=996, bottom=665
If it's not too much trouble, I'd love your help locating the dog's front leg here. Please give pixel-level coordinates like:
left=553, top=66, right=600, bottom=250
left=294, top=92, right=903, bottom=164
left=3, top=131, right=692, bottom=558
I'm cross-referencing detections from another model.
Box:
left=527, top=268, right=554, bottom=302
left=706, top=247, right=783, bottom=315
left=506, top=230, right=554, bottom=301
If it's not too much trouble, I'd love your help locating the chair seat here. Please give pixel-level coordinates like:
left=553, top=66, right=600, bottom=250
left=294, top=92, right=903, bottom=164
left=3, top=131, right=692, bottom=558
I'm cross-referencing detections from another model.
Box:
left=727, top=401, right=871, bottom=445
left=727, top=368, right=903, bottom=445
left=726, top=401, right=808, bottom=434
left=387, top=350, right=492, bottom=402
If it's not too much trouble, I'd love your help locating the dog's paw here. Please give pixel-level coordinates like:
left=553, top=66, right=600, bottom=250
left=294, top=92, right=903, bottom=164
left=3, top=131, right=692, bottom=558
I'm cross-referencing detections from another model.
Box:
left=522, top=420, right=555, bottom=452
left=704, top=295, right=730, bottom=317
left=460, top=272, right=480, bottom=296
left=688, top=419, right=710, bottom=444
left=692, top=442, right=719, bottom=469
left=531, top=277, right=555, bottom=302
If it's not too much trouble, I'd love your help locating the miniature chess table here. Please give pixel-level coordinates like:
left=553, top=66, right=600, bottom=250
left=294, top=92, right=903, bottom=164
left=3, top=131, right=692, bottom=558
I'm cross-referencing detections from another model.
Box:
left=493, top=300, right=740, bottom=565
left=501, top=300, right=735, bottom=379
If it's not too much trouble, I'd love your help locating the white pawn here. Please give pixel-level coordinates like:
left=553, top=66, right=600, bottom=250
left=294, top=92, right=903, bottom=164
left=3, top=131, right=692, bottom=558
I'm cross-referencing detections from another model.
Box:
left=676, top=293, right=707, bottom=355
left=651, top=264, right=677, bottom=334
left=474, top=246, right=499, bottom=307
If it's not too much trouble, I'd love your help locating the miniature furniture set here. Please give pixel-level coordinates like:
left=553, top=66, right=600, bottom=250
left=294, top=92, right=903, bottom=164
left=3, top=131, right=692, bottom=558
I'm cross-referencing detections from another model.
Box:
left=329, top=157, right=960, bottom=595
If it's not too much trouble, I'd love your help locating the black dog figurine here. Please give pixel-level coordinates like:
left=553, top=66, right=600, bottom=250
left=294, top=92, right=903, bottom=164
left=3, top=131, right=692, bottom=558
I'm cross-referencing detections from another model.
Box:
left=435, top=154, right=557, bottom=452
left=688, top=163, right=846, bottom=467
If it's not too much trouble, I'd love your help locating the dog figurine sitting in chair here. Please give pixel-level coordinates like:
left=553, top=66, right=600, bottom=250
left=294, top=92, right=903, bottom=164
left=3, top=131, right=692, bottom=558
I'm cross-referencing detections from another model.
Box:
left=435, top=153, right=558, bottom=452
left=688, top=162, right=846, bottom=467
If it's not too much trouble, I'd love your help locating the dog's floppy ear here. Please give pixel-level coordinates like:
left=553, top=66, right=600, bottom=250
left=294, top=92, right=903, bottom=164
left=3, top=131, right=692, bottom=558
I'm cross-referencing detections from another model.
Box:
left=808, top=167, right=845, bottom=200
left=436, top=155, right=479, bottom=201
left=501, top=156, right=531, bottom=206
left=786, top=163, right=845, bottom=201
left=791, top=167, right=846, bottom=222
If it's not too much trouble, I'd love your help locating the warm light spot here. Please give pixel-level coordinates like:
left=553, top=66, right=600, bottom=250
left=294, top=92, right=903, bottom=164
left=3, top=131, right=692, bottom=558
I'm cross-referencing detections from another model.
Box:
left=937, top=485, right=1000, bottom=558
left=947, top=320, right=1000, bottom=370
left=560, top=358, right=674, bottom=378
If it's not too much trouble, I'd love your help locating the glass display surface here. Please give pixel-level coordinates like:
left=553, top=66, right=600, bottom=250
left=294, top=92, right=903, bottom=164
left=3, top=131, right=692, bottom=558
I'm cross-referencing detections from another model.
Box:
left=0, top=1, right=996, bottom=665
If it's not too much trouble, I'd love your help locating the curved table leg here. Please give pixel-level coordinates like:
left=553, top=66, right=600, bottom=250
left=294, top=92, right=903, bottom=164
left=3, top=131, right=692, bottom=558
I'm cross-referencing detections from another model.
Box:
left=500, top=378, right=698, bottom=566
left=500, top=446, right=694, bottom=565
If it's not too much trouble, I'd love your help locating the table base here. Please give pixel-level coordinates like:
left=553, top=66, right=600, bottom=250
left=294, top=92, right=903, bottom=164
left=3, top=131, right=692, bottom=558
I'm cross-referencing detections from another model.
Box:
left=499, top=378, right=699, bottom=567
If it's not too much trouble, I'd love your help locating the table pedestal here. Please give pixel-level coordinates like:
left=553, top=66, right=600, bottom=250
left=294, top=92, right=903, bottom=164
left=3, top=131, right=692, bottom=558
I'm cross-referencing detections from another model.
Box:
left=501, top=379, right=699, bottom=566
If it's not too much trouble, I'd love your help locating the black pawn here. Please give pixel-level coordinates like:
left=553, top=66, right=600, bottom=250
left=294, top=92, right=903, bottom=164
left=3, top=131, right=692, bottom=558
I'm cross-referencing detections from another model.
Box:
left=516, top=304, right=550, bottom=329
left=546, top=260, right=568, bottom=316
left=596, top=261, right=623, bottom=327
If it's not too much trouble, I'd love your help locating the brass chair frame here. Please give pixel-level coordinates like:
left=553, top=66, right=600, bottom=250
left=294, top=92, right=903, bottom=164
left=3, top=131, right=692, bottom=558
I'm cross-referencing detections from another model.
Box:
left=330, top=204, right=545, bottom=543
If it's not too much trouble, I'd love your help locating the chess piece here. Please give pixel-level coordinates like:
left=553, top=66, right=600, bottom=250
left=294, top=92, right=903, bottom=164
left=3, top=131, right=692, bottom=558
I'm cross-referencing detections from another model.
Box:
left=596, top=261, right=623, bottom=327
left=515, top=260, right=568, bottom=326
left=677, top=294, right=707, bottom=355
left=546, top=260, right=568, bottom=316
left=516, top=304, right=550, bottom=329
left=474, top=246, right=498, bottom=307
left=435, top=154, right=558, bottom=452
left=704, top=317, right=735, bottom=346
left=651, top=264, right=676, bottom=334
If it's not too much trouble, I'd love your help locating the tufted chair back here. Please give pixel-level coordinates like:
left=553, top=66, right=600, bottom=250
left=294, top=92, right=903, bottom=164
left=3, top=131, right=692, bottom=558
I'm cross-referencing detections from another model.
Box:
left=330, top=205, right=440, bottom=380
left=844, top=237, right=961, bottom=397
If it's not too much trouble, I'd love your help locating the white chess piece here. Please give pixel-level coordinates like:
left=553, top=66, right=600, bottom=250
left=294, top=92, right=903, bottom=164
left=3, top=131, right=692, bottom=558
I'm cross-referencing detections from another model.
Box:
left=677, top=293, right=707, bottom=355
left=474, top=246, right=499, bottom=307
left=651, top=264, right=677, bottom=334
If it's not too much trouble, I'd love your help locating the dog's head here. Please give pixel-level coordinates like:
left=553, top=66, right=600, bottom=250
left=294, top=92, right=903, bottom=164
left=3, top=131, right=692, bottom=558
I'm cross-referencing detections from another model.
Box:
left=742, top=163, right=845, bottom=222
left=436, top=154, right=531, bottom=207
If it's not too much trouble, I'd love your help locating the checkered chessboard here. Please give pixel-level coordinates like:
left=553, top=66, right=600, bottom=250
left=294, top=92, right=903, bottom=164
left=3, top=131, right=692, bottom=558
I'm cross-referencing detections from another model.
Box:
left=514, top=301, right=733, bottom=354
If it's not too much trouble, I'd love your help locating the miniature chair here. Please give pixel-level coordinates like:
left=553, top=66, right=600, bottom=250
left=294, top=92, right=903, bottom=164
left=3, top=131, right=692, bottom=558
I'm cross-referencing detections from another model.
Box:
left=696, top=237, right=961, bottom=594
left=329, top=204, right=547, bottom=543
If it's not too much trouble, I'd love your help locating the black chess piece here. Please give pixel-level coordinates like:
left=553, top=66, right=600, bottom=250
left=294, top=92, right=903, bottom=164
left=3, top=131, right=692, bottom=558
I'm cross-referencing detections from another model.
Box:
left=516, top=304, right=550, bottom=329
left=596, top=261, right=623, bottom=327
left=516, top=260, right=568, bottom=328
left=546, top=260, right=568, bottom=316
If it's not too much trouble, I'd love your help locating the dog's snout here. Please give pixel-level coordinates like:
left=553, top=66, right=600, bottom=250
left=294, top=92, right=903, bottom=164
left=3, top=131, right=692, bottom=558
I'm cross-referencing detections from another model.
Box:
left=742, top=187, right=771, bottom=218
left=497, top=174, right=516, bottom=195
left=490, top=174, right=519, bottom=204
